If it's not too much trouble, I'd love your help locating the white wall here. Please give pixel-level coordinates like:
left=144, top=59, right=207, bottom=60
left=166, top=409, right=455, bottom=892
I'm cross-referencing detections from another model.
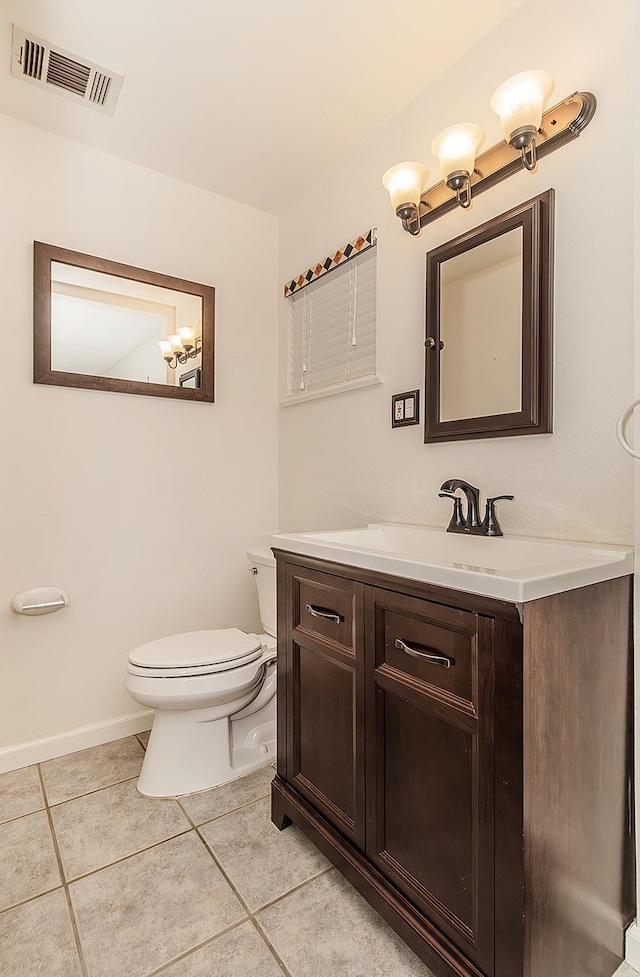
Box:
left=278, top=0, right=634, bottom=546
left=0, top=113, right=278, bottom=755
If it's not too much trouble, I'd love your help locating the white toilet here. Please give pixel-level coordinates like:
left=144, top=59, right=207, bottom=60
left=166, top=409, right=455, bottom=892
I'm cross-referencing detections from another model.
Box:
left=125, top=547, right=277, bottom=798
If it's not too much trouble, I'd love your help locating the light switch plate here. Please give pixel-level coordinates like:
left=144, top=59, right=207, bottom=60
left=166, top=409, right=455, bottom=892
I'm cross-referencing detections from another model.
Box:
left=392, top=390, right=420, bottom=428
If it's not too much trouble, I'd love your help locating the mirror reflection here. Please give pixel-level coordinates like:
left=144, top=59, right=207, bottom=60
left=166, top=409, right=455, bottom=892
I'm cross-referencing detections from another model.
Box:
left=439, top=228, right=522, bottom=422
left=51, top=262, right=204, bottom=387
left=34, top=243, right=215, bottom=402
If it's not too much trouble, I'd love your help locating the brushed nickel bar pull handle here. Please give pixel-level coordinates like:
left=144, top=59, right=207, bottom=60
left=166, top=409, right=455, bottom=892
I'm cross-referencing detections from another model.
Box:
left=395, top=638, right=453, bottom=668
left=306, top=604, right=343, bottom=624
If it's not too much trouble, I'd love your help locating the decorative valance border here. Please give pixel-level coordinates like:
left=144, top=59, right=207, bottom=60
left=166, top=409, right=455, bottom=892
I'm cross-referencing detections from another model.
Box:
left=283, top=228, right=377, bottom=298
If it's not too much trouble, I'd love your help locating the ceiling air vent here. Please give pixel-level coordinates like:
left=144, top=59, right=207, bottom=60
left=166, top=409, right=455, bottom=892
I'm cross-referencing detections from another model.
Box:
left=11, top=25, right=124, bottom=116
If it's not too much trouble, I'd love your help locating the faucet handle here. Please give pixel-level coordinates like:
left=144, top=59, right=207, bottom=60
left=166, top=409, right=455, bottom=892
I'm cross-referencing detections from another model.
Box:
left=439, top=493, right=466, bottom=530
left=483, top=495, right=514, bottom=537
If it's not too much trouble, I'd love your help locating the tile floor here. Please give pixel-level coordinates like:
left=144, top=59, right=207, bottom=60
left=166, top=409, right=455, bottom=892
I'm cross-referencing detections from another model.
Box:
left=0, top=732, right=638, bottom=977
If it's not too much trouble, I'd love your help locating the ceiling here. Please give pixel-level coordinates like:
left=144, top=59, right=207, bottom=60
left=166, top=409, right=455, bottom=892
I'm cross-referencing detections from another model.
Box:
left=0, top=0, right=522, bottom=214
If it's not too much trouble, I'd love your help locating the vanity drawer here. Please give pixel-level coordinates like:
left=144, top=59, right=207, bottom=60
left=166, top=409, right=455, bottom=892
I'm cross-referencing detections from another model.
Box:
left=371, top=588, right=480, bottom=710
left=291, top=568, right=361, bottom=655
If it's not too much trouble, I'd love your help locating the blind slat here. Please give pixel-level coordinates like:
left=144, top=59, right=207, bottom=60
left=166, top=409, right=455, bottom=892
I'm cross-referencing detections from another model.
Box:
left=288, top=248, right=377, bottom=397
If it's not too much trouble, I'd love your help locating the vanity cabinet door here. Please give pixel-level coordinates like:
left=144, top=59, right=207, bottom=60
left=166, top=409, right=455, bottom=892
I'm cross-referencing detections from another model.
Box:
left=365, top=587, right=495, bottom=976
left=284, top=565, right=366, bottom=849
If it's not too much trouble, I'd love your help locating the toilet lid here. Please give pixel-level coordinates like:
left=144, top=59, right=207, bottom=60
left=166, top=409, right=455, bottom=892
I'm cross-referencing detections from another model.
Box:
left=129, top=628, right=263, bottom=670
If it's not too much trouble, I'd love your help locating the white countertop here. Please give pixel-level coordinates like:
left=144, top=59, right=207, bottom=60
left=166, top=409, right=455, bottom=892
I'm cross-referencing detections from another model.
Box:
left=272, top=523, right=633, bottom=603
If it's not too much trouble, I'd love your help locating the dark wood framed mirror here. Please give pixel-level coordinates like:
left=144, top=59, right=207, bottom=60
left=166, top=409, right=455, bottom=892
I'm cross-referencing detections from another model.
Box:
left=424, top=189, right=553, bottom=442
left=34, top=243, right=215, bottom=402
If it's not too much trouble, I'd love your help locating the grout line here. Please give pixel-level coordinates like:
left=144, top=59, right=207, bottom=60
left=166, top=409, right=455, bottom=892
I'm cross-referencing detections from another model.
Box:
left=177, top=796, right=308, bottom=977
left=37, top=765, right=89, bottom=977
left=0, top=805, right=47, bottom=827
left=248, top=916, right=294, bottom=977
left=188, top=789, right=272, bottom=828
left=178, top=795, right=332, bottom=977
left=46, top=773, right=144, bottom=809
left=0, top=884, right=64, bottom=916
left=143, top=919, right=250, bottom=977
left=135, top=733, right=149, bottom=751
left=178, top=800, right=254, bottom=917
left=65, top=827, right=193, bottom=884
left=253, top=864, right=334, bottom=915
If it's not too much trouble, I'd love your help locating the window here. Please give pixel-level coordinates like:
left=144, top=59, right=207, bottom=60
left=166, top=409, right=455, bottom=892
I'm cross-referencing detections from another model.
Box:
left=284, top=245, right=377, bottom=404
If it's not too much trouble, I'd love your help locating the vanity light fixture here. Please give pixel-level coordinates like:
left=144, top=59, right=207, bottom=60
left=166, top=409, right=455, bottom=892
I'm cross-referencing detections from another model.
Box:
left=383, top=73, right=596, bottom=234
left=158, top=326, right=202, bottom=369
left=431, top=123, right=485, bottom=210
left=381, top=162, right=429, bottom=236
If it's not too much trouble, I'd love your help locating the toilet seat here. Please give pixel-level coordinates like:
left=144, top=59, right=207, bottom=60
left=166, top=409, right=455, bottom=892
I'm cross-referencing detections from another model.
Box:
left=127, top=628, right=264, bottom=678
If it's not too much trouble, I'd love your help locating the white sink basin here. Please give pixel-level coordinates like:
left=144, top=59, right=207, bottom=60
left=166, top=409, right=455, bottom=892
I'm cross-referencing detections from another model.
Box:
left=272, top=523, right=633, bottom=602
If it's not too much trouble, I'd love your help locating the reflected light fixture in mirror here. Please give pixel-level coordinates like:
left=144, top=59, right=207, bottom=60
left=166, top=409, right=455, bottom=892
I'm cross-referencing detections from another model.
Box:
left=159, top=327, right=203, bottom=369
left=34, top=243, right=215, bottom=402
left=431, top=123, right=485, bottom=210
left=490, top=70, right=554, bottom=171
left=381, top=162, right=428, bottom=236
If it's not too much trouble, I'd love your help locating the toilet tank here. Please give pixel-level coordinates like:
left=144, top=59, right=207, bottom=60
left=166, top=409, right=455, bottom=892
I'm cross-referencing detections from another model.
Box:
left=247, top=547, right=277, bottom=637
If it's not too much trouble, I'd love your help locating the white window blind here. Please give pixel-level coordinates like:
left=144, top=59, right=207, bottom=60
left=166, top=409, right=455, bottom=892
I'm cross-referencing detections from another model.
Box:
left=287, top=247, right=377, bottom=402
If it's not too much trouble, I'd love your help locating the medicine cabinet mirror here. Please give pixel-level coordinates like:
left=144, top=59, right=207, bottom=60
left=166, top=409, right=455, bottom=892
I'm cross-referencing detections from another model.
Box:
left=34, top=243, right=215, bottom=402
left=424, top=189, right=553, bottom=442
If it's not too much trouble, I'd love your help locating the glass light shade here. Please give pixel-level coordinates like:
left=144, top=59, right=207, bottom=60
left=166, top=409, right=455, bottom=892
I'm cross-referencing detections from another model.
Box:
left=490, top=70, right=554, bottom=142
left=158, top=340, right=173, bottom=357
left=431, top=124, right=485, bottom=182
left=177, top=326, right=195, bottom=348
left=169, top=334, right=184, bottom=353
left=382, top=161, right=428, bottom=213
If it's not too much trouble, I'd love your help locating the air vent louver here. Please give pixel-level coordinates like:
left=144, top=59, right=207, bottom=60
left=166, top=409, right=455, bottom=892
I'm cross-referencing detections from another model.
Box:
left=11, top=24, right=124, bottom=116
left=23, top=38, right=44, bottom=80
left=89, top=72, right=112, bottom=106
left=46, top=51, right=91, bottom=96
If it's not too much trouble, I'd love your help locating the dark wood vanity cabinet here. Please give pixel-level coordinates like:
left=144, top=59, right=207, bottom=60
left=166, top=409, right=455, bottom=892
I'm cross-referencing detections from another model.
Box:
left=272, top=552, right=635, bottom=977
left=281, top=564, right=366, bottom=848
left=366, top=588, right=495, bottom=976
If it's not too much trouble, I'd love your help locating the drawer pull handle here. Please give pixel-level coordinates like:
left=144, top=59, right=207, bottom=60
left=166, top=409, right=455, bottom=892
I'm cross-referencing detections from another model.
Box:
left=395, top=638, right=453, bottom=668
left=305, top=604, right=343, bottom=624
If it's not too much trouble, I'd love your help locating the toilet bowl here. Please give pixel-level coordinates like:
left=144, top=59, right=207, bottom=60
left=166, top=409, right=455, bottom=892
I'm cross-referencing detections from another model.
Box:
left=126, top=547, right=277, bottom=798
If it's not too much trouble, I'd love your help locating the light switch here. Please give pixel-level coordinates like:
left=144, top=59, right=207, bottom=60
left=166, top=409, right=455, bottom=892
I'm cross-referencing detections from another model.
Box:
left=392, top=390, right=420, bottom=428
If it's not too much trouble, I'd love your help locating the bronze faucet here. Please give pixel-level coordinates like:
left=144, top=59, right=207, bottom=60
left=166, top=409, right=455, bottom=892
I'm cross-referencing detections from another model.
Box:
left=439, top=479, right=514, bottom=537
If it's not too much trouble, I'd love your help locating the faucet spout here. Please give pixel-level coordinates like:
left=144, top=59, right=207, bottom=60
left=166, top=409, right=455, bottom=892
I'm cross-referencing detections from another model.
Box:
left=439, top=479, right=481, bottom=528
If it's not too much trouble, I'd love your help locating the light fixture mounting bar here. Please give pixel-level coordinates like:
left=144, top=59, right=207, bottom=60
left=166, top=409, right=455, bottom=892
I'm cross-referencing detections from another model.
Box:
left=418, top=91, right=596, bottom=228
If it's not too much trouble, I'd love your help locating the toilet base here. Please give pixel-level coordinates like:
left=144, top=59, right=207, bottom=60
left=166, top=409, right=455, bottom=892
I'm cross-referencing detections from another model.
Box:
left=136, top=703, right=276, bottom=798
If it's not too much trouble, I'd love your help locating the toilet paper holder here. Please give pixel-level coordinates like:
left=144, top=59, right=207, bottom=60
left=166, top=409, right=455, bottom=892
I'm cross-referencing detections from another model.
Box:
left=11, top=587, right=71, bottom=616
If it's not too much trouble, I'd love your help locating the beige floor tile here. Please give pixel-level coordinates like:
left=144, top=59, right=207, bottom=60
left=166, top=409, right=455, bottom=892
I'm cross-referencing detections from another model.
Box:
left=70, top=831, right=246, bottom=977
left=616, top=965, right=640, bottom=977
left=51, top=778, right=190, bottom=879
left=0, top=765, right=45, bottom=824
left=156, top=921, right=283, bottom=976
left=257, top=868, right=434, bottom=977
left=0, top=810, right=61, bottom=911
left=199, top=796, right=329, bottom=911
left=41, top=736, right=144, bottom=804
left=180, top=765, right=274, bottom=825
left=137, top=730, right=150, bottom=749
left=0, top=889, right=82, bottom=977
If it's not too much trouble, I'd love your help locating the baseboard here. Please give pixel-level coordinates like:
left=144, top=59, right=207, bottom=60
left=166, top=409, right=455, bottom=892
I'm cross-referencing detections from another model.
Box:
left=0, top=711, right=154, bottom=773
left=626, top=922, right=640, bottom=969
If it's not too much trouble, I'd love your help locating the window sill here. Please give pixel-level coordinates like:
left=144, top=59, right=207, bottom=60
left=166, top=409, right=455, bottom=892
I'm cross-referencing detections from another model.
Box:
left=280, top=374, right=382, bottom=407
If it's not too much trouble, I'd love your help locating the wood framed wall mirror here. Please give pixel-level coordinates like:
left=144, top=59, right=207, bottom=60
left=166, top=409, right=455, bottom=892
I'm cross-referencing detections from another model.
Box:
left=34, top=243, right=215, bottom=402
left=424, top=189, right=554, bottom=443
